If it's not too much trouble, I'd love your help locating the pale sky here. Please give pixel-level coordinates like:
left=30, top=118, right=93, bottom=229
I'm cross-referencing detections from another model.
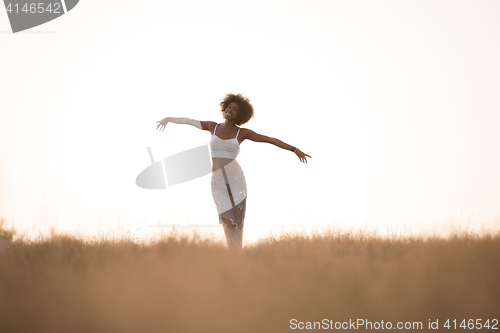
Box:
left=1, top=0, right=499, bottom=243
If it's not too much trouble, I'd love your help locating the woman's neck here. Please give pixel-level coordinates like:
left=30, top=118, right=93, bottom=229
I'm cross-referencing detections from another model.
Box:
left=222, top=119, right=238, bottom=128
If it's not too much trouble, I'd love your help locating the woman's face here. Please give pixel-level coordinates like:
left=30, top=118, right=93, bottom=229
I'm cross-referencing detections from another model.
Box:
left=224, top=102, right=240, bottom=121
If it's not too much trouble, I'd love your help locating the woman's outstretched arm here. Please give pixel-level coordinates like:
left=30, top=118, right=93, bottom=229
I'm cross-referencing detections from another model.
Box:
left=156, top=117, right=215, bottom=132
left=156, top=117, right=201, bottom=130
left=245, top=129, right=312, bottom=163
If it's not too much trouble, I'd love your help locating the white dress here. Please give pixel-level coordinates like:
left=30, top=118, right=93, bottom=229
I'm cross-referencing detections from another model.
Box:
left=210, top=124, right=247, bottom=248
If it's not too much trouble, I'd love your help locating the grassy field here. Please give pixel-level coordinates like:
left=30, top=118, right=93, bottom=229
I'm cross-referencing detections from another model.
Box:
left=0, top=219, right=499, bottom=333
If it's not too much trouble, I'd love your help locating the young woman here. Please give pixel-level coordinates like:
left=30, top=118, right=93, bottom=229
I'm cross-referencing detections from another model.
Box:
left=156, top=93, right=311, bottom=248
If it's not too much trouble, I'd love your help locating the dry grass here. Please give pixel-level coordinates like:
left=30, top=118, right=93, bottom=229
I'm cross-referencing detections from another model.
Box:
left=0, top=219, right=499, bottom=333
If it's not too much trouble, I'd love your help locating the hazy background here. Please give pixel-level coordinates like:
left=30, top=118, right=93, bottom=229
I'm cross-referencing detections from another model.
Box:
left=1, top=0, right=499, bottom=243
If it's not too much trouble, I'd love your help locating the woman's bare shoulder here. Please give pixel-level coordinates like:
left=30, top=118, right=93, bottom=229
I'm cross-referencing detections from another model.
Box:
left=201, top=121, right=217, bottom=133
left=239, top=127, right=254, bottom=141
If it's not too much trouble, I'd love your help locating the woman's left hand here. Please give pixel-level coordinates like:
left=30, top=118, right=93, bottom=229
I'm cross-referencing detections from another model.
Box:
left=295, top=149, right=311, bottom=163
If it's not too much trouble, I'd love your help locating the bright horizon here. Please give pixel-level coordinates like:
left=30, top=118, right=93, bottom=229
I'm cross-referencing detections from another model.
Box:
left=1, top=0, right=499, bottom=243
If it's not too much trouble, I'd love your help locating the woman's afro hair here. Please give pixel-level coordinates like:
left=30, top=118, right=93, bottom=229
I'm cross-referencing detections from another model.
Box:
left=219, top=93, right=254, bottom=126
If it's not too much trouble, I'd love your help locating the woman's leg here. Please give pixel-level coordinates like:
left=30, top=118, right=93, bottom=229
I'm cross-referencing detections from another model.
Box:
left=211, top=171, right=247, bottom=249
left=219, top=198, right=246, bottom=248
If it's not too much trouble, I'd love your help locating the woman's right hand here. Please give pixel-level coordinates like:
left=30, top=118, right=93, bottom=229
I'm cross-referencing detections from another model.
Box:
left=156, top=117, right=169, bottom=131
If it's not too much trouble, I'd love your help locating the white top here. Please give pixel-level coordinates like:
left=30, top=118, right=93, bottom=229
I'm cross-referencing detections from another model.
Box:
left=210, top=123, right=241, bottom=159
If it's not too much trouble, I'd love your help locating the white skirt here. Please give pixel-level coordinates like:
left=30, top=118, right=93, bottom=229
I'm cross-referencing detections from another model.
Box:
left=211, top=172, right=247, bottom=247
